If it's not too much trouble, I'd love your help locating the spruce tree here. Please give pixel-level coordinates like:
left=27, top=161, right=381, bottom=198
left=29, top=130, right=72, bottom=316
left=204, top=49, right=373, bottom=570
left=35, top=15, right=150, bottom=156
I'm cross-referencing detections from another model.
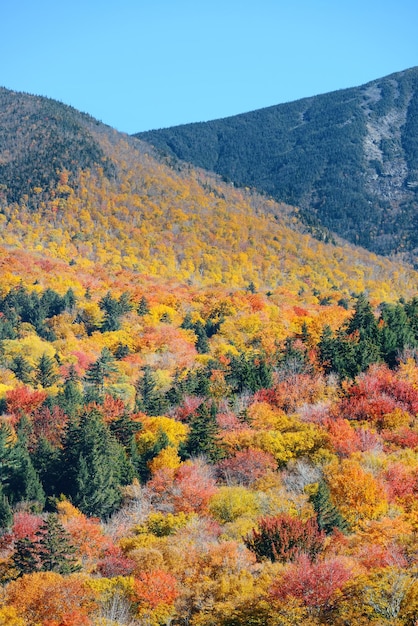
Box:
left=184, top=401, right=222, bottom=463
left=0, top=484, right=12, bottom=531
left=35, top=353, right=59, bottom=388
left=310, top=482, right=349, bottom=535
left=84, top=347, right=118, bottom=398
left=135, top=366, right=166, bottom=415
left=10, top=354, right=33, bottom=384
left=64, top=409, right=123, bottom=518
left=137, top=296, right=150, bottom=316
left=36, top=513, right=80, bottom=574
left=59, top=364, right=84, bottom=417
left=12, top=537, right=40, bottom=576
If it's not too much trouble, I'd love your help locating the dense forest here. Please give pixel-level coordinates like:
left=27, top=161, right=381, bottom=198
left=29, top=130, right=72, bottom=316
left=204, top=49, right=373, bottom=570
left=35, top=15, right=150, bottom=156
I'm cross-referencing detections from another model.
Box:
left=1, top=85, right=418, bottom=624
left=136, top=67, right=418, bottom=262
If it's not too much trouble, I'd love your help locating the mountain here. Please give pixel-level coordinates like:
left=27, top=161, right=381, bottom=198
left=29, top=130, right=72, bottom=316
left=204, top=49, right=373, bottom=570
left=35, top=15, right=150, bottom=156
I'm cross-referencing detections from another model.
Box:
left=0, top=86, right=417, bottom=302
left=135, top=67, right=418, bottom=261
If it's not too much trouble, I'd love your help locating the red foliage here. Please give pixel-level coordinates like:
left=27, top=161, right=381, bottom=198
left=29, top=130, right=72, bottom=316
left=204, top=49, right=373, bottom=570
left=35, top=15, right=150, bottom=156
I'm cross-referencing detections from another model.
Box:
left=101, top=395, right=126, bottom=422
left=12, top=511, right=43, bottom=541
left=381, top=427, right=418, bottom=450
left=148, top=459, right=218, bottom=515
left=172, top=460, right=218, bottom=514
left=95, top=551, right=136, bottom=577
left=325, top=418, right=362, bottom=457
left=132, top=569, right=179, bottom=609
left=173, top=395, right=204, bottom=422
left=216, top=411, right=247, bottom=431
left=217, top=449, right=276, bottom=485
left=383, top=463, right=418, bottom=501
left=6, top=386, right=47, bottom=425
left=270, top=554, right=352, bottom=610
left=337, top=365, right=418, bottom=427
left=356, top=542, right=408, bottom=570
left=254, top=373, right=325, bottom=413
left=245, top=514, right=325, bottom=563
left=32, top=405, right=68, bottom=447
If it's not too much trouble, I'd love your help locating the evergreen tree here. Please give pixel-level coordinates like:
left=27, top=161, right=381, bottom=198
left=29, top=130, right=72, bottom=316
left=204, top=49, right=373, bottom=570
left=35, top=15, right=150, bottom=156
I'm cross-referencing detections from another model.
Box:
left=184, top=401, right=222, bottom=463
left=137, top=295, right=150, bottom=316
left=63, top=409, right=123, bottom=518
left=36, top=513, right=80, bottom=574
left=35, top=352, right=59, bottom=388
left=12, top=537, right=40, bottom=576
left=7, top=442, right=45, bottom=509
left=58, top=365, right=83, bottom=417
left=9, top=354, right=33, bottom=384
left=109, top=411, right=142, bottom=450
left=380, top=302, right=416, bottom=368
left=0, top=484, right=12, bottom=531
left=0, top=422, right=16, bottom=491
left=31, top=437, right=62, bottom=498
left=84, top=347, right=118, bottom=398
left=310, top=482, right=349, bottom=535
left=135, top=366, right=166, bottom=415
left=347, top=293, right=379, bottom=343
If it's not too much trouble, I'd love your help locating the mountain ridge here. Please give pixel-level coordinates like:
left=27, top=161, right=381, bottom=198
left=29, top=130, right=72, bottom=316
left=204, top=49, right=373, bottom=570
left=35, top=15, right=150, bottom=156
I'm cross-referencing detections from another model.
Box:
left=135, top=67, right=418, bottom=262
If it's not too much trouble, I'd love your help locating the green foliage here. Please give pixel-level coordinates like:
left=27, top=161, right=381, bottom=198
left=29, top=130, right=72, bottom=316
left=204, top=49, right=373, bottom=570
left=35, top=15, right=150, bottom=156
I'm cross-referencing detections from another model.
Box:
left=36, top=514, right=80, bottom=574
left=184, top=401, right=222, bottom=463
left=84, top=347, right=119, bottom=398
left=309, top=482, right=349, bottom=535
left=61, top=409, right=127, bottom=518
left=137, top=67, right=418, bottom=258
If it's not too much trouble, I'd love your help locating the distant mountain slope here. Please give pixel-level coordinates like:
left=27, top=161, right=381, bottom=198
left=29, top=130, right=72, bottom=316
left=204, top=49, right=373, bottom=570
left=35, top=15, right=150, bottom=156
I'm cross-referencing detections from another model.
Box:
left=0, top=87, right=115, bottom=203
left=0, top=86, right=418, bottom=302
left=135, top=67, right=418, bottom=260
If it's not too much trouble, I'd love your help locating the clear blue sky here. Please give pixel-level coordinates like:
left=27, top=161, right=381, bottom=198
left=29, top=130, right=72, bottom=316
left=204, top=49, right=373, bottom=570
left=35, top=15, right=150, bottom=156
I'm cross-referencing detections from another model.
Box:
left=2, top=1, right=417, bottom=134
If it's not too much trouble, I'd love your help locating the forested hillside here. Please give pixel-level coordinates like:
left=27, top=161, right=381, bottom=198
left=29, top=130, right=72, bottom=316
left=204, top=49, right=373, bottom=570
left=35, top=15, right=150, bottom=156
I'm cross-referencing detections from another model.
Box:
left=1, top=87, right=418, bottom=624
left=136, top=67, right=418, bottom=261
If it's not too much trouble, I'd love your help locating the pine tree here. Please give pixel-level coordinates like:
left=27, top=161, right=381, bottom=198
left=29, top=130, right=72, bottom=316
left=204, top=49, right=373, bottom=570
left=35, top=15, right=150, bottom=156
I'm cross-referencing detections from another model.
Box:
left=310, top=482, right=349, bottom=535
left=8, top=442, right=45, bottom=509
left=135, top=366, right=166, bottom=415
left=12, top=537, right=40, bottom=576
left=0, top=484, right=12, bottom=531
left=59, top=365, right=83, bottom=417
left=36, top=513, right=80, bottom=574
left=84, top=347, right=118, bottom=398
left=10, top=354, right=33, bottom=384
left=184, top=401, right=222, bottom=462
left=137, top=296, right=150, bottom=316
left=35, top=353, right=59, bottom=389
left=64, top=409, right=123, bottom=518
left=31, top=437, right=61, bottom=497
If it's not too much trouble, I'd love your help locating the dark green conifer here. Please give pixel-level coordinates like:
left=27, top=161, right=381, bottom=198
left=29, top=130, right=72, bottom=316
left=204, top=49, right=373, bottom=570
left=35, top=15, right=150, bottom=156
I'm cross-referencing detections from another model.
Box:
left=36, top=513, right=80, bottom=574
left=0, top=484, right=12, bottom=531
left=35, top=352, right=59, bottom=388
left=310, top=482, right=349, bottom=535
left=10, top=354, right=33, bottom=384
left=84, top=347, right=118, bottom=397
left=137, top=296, right=150, bottom=316
left=184, top=401, right=222, bottom=463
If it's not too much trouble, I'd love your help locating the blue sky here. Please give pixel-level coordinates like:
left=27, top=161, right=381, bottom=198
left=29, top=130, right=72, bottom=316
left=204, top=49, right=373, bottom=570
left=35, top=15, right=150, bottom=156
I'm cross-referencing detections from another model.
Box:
left=2, top=1, right=417, bottom=134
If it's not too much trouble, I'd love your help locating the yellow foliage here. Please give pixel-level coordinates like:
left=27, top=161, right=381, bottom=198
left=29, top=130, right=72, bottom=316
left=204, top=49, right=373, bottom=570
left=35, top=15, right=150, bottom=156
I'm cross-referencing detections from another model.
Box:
left=209, top=486, right=260, bottom=523
left=0, top=606, right=25, bottom=626
left=56, top=499, right=84, bottom=521
left=136, top=415, right=188, bottom=454
left=2, top=335, right=56, bottom=367
left=149, top=446, right=182, bottom=474
left=247, top=402, right=290, bottom=430
left=325, top=458, right=389, bottom=530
